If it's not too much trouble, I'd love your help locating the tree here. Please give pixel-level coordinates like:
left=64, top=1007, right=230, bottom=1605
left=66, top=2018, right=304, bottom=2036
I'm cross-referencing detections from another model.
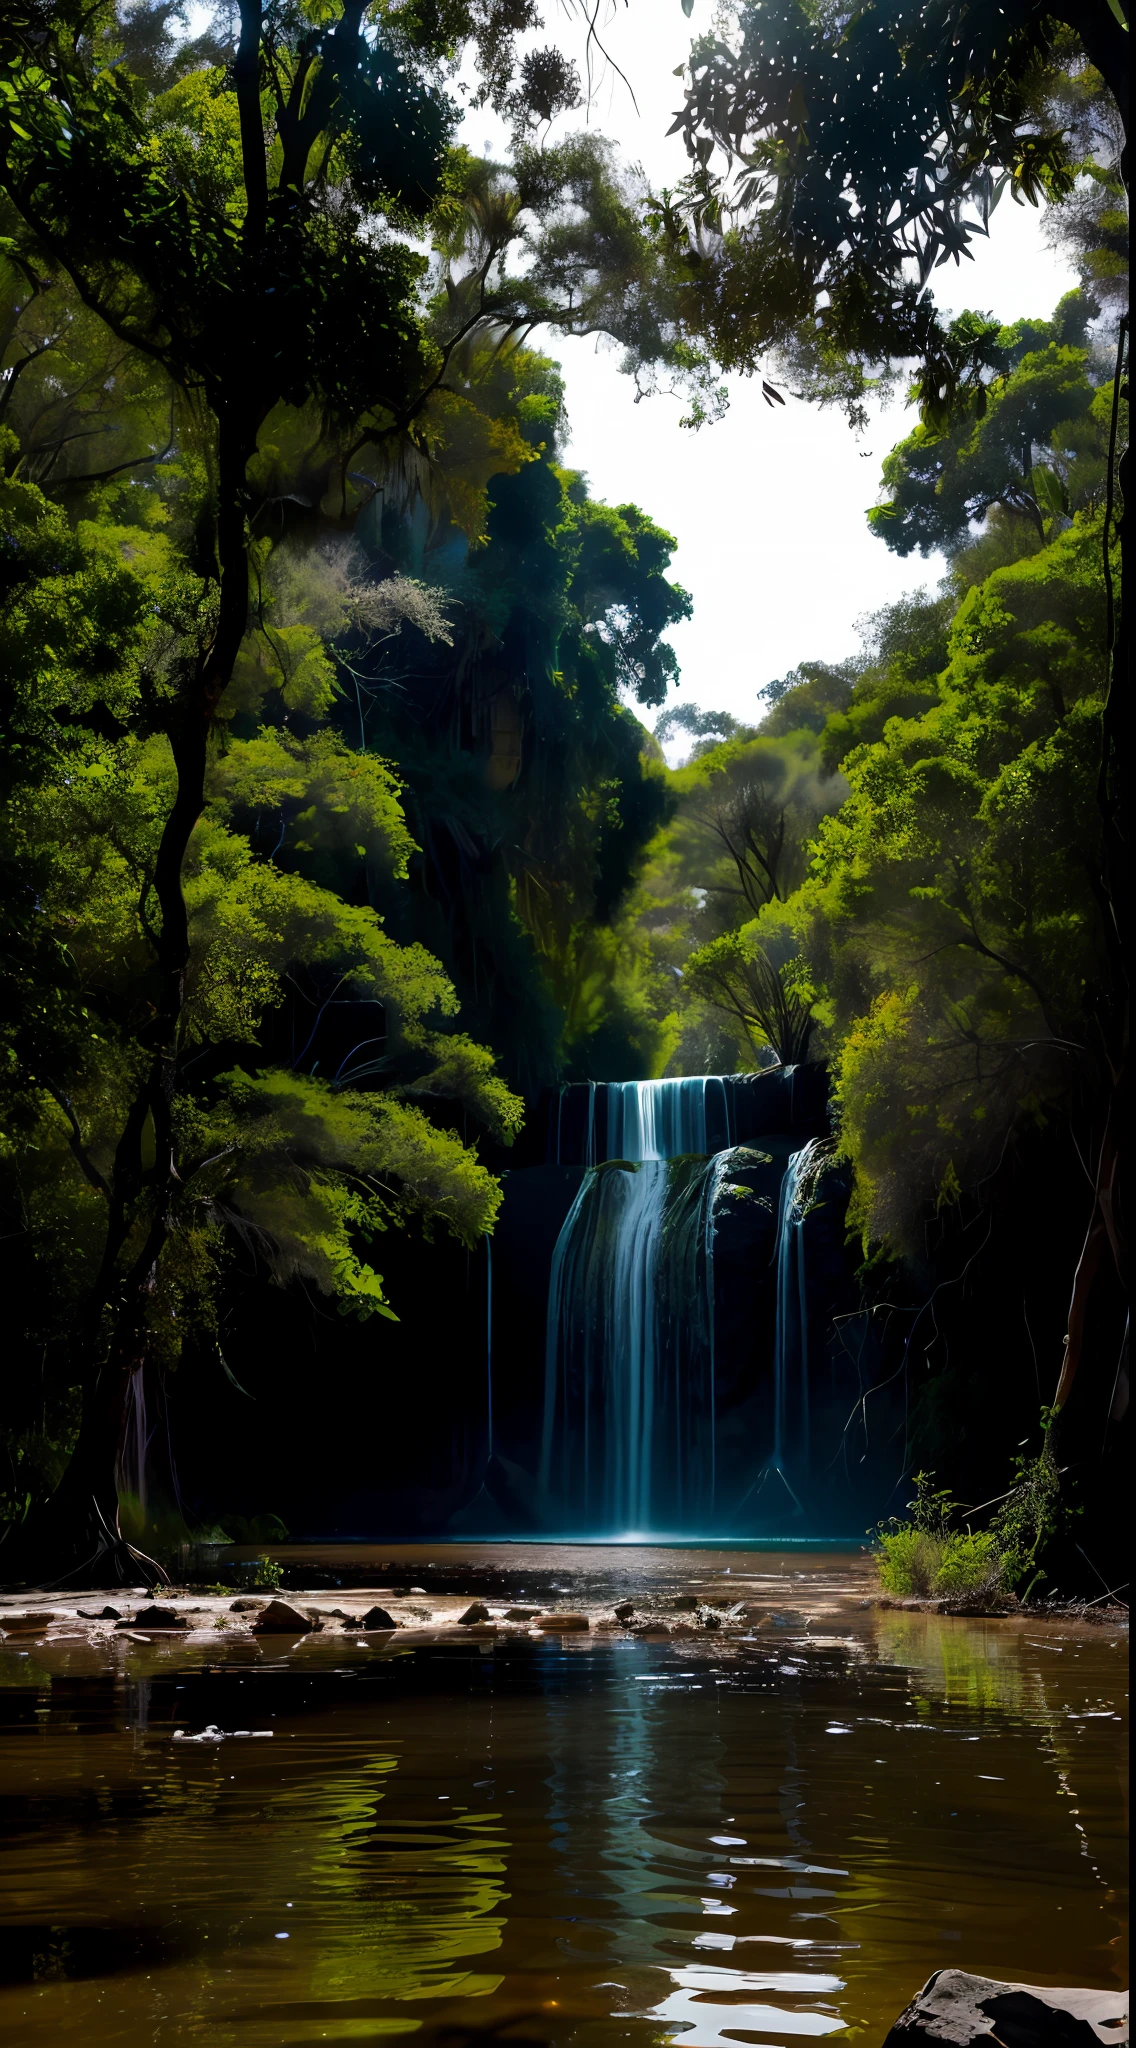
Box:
left=802, top=514, right=1111, bottom=1259
left=868, top=291, right=1112, bottom=556
left=677, top=733, right=833, bottom=918
left=684, top=907, right=815, bottom=1066
left=0, top=444, right=521, bottom=1579
left=619, top=728, right=842, bottom=1074
left=654, top=702, right=745, bottom=755
left=0, top=0, right=583, bottom=1582
left=667, top=0, right=1129, bottom=1422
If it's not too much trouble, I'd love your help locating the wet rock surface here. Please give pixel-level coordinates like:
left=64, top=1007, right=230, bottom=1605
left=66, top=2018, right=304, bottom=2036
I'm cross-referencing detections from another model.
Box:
left=251, top=1600, right=318, bottom=1634
left=117, top=1606, right=186, bottom=1631
left=357, top=1606, right=399, bottom=1630
left=883, top=1970, right=1129, bottom=2046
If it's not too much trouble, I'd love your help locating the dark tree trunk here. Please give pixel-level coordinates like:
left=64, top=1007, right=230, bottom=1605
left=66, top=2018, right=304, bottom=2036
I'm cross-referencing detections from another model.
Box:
left=1, top=414, right=260, bottom=1591
left=0, top=1350, right=167, bottom=1590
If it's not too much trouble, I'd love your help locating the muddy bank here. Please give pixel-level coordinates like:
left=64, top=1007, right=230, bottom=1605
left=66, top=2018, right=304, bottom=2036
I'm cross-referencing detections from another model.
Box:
left=0, top=1543, right=1125, bottom=1669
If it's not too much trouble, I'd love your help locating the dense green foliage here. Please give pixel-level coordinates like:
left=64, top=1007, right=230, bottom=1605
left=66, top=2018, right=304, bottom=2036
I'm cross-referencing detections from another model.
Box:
left=874, top=1461, right=1067, bottom=1602
left=0, top=0, right=1126, bottom=1567
left=0, top=0, right=692, bottom=1565
left=641, top=298, right=1117, bottom=1250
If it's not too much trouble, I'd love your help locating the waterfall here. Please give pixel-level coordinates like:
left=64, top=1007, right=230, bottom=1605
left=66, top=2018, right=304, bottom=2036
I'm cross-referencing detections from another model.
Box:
left=606, top=1076, right=732, bottom=1163
left=540, top=1079, right=833, bottom=1533
left=767, top=1137, right=828, bottom=1503
left=542, top=1079, right=734, bottom=1533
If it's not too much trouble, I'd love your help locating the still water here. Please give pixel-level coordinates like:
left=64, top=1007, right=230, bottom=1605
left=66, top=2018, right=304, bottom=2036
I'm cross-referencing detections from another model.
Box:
left=0, top=1550, right=1127, bottom=2045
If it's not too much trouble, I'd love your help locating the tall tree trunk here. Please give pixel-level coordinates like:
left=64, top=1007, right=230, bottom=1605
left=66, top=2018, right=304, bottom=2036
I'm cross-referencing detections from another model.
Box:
left=0, top=417, right=257, bottom=1590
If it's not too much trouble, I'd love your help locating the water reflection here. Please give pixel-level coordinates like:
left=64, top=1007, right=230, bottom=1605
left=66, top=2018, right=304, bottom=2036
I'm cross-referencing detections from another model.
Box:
left=0, top=1608, right=1126, bottom=2046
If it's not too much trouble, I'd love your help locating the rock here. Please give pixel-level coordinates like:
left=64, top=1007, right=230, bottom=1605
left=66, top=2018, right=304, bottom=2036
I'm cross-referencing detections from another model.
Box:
left=698, top=1607, right=722, bottom=1630
left=532, top=1612, right=589, bottom=1631
left=251, top=1600, right=317, bottom=1634
left=456, top=1602, right=491, bottom=1625
left=672, top=1595, right=699, bottom=1611
left=503, top=1606, right=540, bottom=1621
left=883, top=1970, right=1128, bottom=2047
left=230, top=1599, right=264, bottom=1613
left=358, top=1607, right=400, bottom=1631
left=0, top=1611, right=57, bottom=1631
left=117, top=1606, right=187, bottom=1631
left=78, top=1606, right=122, bottom=1621
left=613, top=1600, right=636, bottom=1620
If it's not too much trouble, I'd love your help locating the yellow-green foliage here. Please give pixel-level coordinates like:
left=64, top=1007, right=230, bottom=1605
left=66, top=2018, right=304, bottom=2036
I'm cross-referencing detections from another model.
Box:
left=799, top=514, right=1110, bottom=1251
left=877, top=1527, right=1001, bottom=1598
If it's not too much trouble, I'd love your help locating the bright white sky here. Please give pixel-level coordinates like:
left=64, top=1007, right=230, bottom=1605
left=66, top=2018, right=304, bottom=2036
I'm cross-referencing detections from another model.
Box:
left=456, top=3, right=1080, bottom=738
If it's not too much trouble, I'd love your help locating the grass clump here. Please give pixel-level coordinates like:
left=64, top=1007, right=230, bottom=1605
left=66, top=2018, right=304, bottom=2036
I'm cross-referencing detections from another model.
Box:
left=873, top=1446, right=1068, bottom=1604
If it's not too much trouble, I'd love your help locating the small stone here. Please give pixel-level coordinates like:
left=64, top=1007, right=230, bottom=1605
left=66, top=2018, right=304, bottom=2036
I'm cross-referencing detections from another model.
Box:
left=117, top=1605, right=187, bottom=1631
left=532, top=1612, right=589, bottom=1631
left=78, top=1607, right=122, bottom=1621
left=358, top=1607, right=400, bottom=1631
left=882, top=1969, right=1127, bottom=2046
left=613, top=1601, right=636, bottom=1620
left=456, top=1602, right=491, bottom=1625
left=230, top=1599, right=264, bottom=1613
left=251, top=1600, right=317, bottom=1634
left=503, top=1606, right=540, bottom=1621
left=698, top=1607, right=722, bottom=1630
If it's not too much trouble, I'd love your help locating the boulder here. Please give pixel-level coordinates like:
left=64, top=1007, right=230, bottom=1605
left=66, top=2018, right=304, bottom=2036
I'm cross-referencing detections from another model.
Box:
left=532, top=1612, right=589, bottom=1631
left=883, top=1970, right=1128, bottom=2047
left=456, top=1602, right=491, bottom=1625
left=358, top=1607, right=400, bottom=1631
left=251, top=1600, right=317, bottom=1634
left=117, top=1606, right=187, bottom=1631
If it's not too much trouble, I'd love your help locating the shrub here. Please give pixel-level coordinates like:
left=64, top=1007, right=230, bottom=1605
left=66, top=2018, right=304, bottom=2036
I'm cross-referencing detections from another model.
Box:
left=872, top=1446, right=1070, bottom=1603
left=934, top=1531, right=1002, bottom=1596
left=873, top=1471, right=1005, bottom=1600
left=876, top=1527, right=946, bottom=1596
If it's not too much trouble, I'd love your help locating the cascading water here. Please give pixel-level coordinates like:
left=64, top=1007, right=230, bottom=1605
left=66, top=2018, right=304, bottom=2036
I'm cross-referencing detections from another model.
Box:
left=605, top=1076, right=732, bottom=1163
left=767, top=1139, right=825, bottom=1505
left=540, top=1079, right=832, bottom=1534
left=541, top=1080, right=742, bottom=1532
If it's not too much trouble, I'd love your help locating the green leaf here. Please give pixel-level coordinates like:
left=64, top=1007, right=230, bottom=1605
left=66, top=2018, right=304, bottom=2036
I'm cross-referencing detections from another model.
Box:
left=1032, top=465, right=1067, bottom=516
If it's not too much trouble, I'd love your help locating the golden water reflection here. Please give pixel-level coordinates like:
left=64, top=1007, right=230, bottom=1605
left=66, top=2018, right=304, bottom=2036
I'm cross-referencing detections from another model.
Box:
left=0, top=1595, right=1126, bottom=2046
